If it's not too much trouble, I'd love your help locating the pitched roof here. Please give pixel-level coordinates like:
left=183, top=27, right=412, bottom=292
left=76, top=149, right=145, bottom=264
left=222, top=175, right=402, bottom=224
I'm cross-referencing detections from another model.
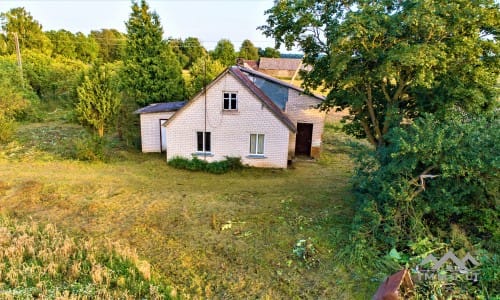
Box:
left=134, top=101, right=186, bottom=114
left=237, top=66, right=325, bottom=102
left=228, top=66, right=296, bottom=132
left=165, top=67, right=297, bottom=133
left=258, top=57, right=312, bottom=71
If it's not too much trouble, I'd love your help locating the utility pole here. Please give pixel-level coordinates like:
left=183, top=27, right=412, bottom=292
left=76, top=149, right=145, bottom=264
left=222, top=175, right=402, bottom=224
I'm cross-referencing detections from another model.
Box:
left=13, top=32, right=24, bottom=88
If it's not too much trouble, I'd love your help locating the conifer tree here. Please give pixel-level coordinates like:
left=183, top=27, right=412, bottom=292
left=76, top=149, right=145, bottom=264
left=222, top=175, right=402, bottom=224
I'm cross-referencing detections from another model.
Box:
left=122, top=0, right=184, bottom=106
left=76, top=65, right=120, bottom=138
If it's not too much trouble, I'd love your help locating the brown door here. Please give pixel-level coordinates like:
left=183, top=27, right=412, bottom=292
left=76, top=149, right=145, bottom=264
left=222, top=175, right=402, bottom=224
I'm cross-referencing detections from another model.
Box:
left=295, top=123, right=313, bottom=156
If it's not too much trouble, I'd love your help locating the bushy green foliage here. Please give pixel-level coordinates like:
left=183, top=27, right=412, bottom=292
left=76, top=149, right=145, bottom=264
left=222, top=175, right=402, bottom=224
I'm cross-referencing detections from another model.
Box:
left=122, top=0, right=185, bottom=106
left=0, top=215, right=173, bottom=298
left=350, top=112, right=499, bottom=254
left=239, top=39, right=259, bottom=60
left=187, top=56, right=225, bottom=97
left=76, top=64, right=120, bottom=137
left=211, top=39, right=236, bottom=67
left=74, top=135, right=113, bottom=162
left=261, top=0, right=499, bottom=147
left=168, top=156, right=244, bottom=174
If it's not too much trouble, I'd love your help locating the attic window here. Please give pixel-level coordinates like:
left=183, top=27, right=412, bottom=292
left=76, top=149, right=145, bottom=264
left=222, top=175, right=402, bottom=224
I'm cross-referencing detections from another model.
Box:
left=223, top=92, right=237, bottom=110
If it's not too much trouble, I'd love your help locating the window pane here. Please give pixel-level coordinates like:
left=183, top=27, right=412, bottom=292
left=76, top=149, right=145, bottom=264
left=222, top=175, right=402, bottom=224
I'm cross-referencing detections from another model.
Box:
left=205, top=132, right=211, bottom=152
left=250, top=134, right=256, bottom=154
left=231, top=98, right=237, bottom=109
left=223, top=98, right=229, bottom=109
left=257, top=134, right=264, bottom=154
left=197, top=132, right=203, bottom=151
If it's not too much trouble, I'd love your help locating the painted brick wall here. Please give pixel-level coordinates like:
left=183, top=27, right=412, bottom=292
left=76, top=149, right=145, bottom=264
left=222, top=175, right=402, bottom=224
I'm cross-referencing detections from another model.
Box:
left=285, top=90, right=326, bottom=157
left=140, top=111, right=175, bottom=152
left=166, top=73, right=291, bottom=168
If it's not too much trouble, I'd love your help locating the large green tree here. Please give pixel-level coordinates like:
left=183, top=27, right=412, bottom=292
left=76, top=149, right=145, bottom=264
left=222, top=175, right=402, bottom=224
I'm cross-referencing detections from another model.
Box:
left=122, top=0, right=185, bottom=106
left=261, top=0, right=499, bottom=147
left=0, top=7, right=52, bottom=54
left=238, top=39, right=259, bottom=60
left=258, top=47, right=280, bottom=58
left=211, top=39, right=236, bottom=67
left=46, top=30, right=77, bottom=59
left=90, top=29, right=126, bottom=63
left=182, top=37, right=207, bottom=68
left=76, top=64, right=120, bottom=137
left=188, top=56, right=225, bottom=97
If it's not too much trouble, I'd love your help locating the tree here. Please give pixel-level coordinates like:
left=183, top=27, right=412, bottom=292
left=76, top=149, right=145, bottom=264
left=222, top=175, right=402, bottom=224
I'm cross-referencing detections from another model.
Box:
left=46, top=30, right=77, bottom=59
left=182, top=37, right=207, bottom=68
left=261, top=0, right=499, bottom=147
left=0, top=7, right=52, bottom=54
left=211, top=39, right=236, bottom=67
left=74, top=32, right=99, bottom=63
left=122, top=0, right=185, bottom=106
left=0, top=57, right=32, bottom=142
left=239, top=39, right=259, bottom=60
left=168, top=38, right=189, bottom=68
left=76, top=64, right=120, bottom=138
left=188, top=56, right=225, bottom=97
left=258, top=47, right=280, bottom=58
left=351, top=112, right=499, bottom=254
left=90, top=29, right=126, bottom=63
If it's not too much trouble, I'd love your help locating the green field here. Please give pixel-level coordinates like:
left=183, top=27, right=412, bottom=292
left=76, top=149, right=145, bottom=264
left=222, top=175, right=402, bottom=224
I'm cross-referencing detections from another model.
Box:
left=0, top=122, right=378, bottom=299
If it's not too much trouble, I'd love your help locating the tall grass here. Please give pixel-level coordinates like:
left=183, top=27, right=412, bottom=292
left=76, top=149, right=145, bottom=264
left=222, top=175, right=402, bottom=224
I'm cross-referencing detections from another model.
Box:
left=0, top=215, right=174, bottom=299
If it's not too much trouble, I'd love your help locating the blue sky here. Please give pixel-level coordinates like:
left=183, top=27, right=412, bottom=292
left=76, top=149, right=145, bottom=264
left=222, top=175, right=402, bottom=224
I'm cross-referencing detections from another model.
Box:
left=1, top=0, right=284, bottom=51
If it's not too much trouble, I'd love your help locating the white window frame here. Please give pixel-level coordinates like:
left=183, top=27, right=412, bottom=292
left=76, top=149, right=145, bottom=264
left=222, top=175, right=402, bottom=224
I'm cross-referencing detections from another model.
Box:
left=196, top=131, right=211, bottom=153
left=223, top=92, right=238, bottom=110
left=249, top=134, right=265, bottom=155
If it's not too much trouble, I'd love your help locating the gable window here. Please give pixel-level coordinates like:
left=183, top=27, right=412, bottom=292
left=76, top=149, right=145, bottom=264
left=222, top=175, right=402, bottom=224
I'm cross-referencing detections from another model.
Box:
left=223, top=92, right=237, bottom=110
left=197, top=131, right=211, bottom=152
left=250, top=134, right=264, bottom=155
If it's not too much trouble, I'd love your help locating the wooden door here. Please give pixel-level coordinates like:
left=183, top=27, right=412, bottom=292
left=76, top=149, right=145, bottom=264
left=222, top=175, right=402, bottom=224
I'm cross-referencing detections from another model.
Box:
left=295, top=123, right=313, bottom=156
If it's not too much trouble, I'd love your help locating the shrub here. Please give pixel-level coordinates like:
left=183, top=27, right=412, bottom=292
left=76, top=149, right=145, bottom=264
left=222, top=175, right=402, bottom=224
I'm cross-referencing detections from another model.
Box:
left=74, top=135, right=113, bottom=162
left=168, top=156, right=243, bottom=174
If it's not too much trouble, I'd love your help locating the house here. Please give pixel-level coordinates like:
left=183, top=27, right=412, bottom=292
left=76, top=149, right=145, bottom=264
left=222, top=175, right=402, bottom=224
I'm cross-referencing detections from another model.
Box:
left=242, top=57, right=312, bottom=79
left=160, top=66, right=326, bottom=168
left=134, top=101, right=186, bottom=152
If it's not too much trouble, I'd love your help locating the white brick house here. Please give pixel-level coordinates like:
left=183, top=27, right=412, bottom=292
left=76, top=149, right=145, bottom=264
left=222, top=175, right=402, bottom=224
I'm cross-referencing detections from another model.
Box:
left=158, top=66, right=326, bottom=168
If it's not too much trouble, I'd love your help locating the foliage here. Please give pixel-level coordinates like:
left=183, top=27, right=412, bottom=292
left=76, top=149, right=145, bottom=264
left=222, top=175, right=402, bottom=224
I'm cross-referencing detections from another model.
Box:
left=238, top=39, right=259, bottom=60
left=258, top=47, right=280, bottom=58
left=187, top=56, right=225, bottom=97
left=76, top=64, right=121, bottom=137
left=0, top=215, right=173, bottom=298
left=90, top=29, right=126, bottom=63
left=74, top=134, right=115, bottom=162
left=46, top=29, right=78, bottom=59
left=260, top=0, right=499, bottom=147
left=350, top=112, right=499, bottom=256
left=21, top=50, right=87, bottom=105
left=181, top=37, right=207, bottom=68
left=0, top=57, right=33, bottom=142
left=211, top=39, right=236, bottom=67
left=168, top=156, right=244, bottom=174
left=122, top=0, right=185, bottom=106
left=0, top=7, right=53, bottom=55
left=73, top=32, right=99, bottom=63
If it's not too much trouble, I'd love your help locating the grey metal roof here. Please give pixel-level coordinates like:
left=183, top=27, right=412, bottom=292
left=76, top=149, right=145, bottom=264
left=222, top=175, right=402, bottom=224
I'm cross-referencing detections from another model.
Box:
left=134, top=101, right=187, bottom=114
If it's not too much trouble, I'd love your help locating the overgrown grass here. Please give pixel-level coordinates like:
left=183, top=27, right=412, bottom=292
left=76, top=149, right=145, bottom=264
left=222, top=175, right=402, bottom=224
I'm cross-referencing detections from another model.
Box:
left=0, top=121, right=379, bottom=298
left=0, top=215, right=174, bottom=298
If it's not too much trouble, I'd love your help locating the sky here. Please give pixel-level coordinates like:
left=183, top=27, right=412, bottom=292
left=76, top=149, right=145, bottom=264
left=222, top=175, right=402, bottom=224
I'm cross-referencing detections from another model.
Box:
left=1, top=0, right=286, bottom=51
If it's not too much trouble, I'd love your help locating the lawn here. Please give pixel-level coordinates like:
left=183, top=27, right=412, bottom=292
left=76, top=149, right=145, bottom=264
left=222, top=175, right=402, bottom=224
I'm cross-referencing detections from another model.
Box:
left=0, top=122, right=378, bottom=299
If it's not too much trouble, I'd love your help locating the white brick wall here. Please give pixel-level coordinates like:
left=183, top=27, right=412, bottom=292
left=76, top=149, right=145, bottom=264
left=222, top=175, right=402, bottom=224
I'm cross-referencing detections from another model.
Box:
left=140, top=111, right=175, bottom=152
left=166, top=73, right=291, bottom=168
left=285, top=90, right=326, bottom=157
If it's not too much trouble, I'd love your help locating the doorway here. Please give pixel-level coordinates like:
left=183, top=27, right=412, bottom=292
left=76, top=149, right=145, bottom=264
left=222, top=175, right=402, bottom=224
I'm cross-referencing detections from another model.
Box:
left=295, top=123, right=313, bottom=156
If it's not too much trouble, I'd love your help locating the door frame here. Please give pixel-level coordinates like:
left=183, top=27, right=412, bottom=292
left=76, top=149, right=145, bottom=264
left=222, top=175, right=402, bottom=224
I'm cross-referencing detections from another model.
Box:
left=159, top=119, right=167, bottom=152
